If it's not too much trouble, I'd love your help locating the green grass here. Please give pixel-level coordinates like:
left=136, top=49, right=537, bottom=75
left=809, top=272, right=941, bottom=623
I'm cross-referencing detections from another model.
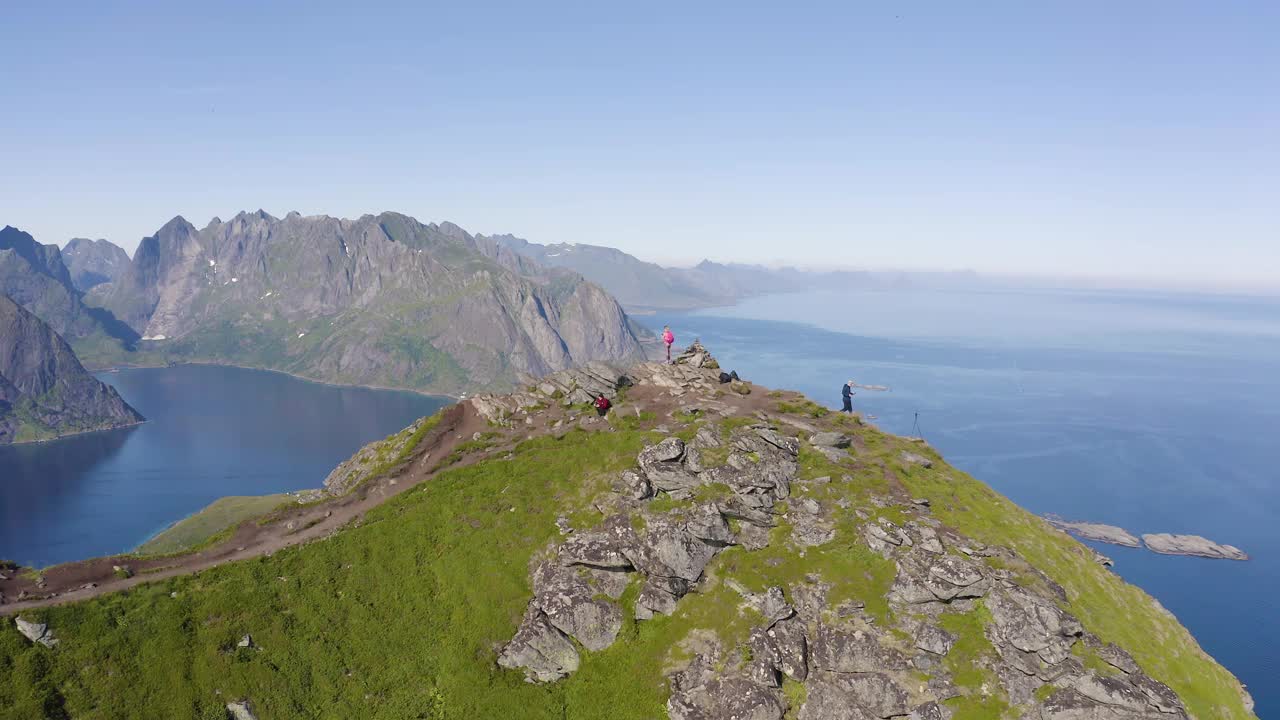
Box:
left=134, top=495, right=294, bottom=556
left=0, top=428, right=654, bottom=720
left=937, top=603, right=997, bottom=691
left=883, top=425, right=1254, bottom=719
left=0, top=399, right=1254, bottom=720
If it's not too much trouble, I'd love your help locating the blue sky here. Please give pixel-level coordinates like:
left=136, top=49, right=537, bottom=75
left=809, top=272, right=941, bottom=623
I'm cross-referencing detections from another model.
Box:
left=2, top=1, right=1276, bottom=289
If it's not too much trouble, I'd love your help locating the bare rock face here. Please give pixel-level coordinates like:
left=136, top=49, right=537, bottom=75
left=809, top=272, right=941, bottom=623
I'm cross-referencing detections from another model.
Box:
left=669, top=650, right=785, bottom=720
left=811, top=625, right=910, bottom=674
left=0, top=295, right=143, bottom=444
left=93, top=211, right=647, bottom=394
left=497, top=605, right=581, bottom=683
left=62, top=237, right=130, bottom=291
left=799, top=672, right=911, bottom=720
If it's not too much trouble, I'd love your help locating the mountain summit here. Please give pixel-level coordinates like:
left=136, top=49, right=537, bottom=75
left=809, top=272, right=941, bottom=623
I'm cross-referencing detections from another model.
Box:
left=89, top=211, right=647, bottom=394
left=0, top=294, right=143, bottom=443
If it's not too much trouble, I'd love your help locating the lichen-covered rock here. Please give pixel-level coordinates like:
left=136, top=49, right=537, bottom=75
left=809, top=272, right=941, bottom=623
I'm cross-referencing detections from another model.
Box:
left=810, top=625, right=910, bottom=673
left=747, top=616, right=809, bottom=686
left=558, top=523, right=636, bottom=570
left=628, top=516, right=721, bottom=582
left=497, top=606, right=580, bottom=683
left=669, top=659, right=785, bottom=720
left=638, top=437, right=702, bottom=495
left=799, top=672, right=910, bottom=719
left=635, top=575, right=690, bottom=619
left=914, top=624, right=957, bottom=656
left=532, top=562, right=624, bottom=651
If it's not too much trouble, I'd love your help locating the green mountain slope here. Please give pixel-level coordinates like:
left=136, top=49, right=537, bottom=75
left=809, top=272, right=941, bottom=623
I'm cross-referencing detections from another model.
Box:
left=0, top=352, right=1254, bottom=719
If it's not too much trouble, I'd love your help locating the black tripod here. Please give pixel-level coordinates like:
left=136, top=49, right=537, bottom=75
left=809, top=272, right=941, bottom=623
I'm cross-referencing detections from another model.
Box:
left=910, top=412, right=924, bottom=441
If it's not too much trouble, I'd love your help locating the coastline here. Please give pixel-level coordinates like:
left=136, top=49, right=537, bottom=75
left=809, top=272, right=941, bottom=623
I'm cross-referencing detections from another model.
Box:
left=3, top=418, right=147, bottom=447
left=89, top=359, right=463, bottom=402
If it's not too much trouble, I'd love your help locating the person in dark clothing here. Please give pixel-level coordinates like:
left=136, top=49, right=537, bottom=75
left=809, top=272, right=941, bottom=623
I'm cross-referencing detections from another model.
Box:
left=594, top=394, right=612, bottom=417
left=841, top=380, right=855, bottom=413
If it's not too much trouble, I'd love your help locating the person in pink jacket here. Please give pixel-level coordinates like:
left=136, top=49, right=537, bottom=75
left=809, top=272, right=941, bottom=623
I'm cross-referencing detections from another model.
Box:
left=662, top=326, right=675, bottom=363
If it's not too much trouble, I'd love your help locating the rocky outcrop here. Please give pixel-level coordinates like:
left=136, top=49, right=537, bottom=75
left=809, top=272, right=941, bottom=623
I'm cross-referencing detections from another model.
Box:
left=62, top=237, right=131, bottom=292
left=90, top=211, right=647, bottom=393
left=0, top=294, right=143, bottom=443
left=1142, top=533, right=1247, bottom=561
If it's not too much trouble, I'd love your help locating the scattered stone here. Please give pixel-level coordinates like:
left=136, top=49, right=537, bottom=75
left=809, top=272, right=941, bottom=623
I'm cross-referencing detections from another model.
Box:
left=809, top=432, right=852, bottom=449
left=225, top=700, right=259, bottom=720
left=237, top=634, right=254, bottom=649
left=900, top=452, right=933, bottom=469
left=1142, top=533, right=1248, bottom=560
left=14, top=616, right=58, bottom=647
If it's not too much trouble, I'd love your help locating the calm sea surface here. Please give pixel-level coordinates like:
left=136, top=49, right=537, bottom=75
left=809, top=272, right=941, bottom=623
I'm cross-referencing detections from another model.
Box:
left=648, top=286, right=1280, bottom=716
left=0, top=364, right=448, bottom=568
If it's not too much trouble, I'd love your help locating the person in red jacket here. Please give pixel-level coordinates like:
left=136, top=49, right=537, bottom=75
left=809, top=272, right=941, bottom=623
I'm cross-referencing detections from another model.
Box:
left=594, top=394, right=612, bottom=417
left=662, top=326, right=675, bottom=363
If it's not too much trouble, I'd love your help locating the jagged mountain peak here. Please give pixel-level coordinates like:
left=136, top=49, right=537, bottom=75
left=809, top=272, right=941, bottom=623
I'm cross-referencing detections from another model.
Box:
left=86, top=209, right=647, bottom=393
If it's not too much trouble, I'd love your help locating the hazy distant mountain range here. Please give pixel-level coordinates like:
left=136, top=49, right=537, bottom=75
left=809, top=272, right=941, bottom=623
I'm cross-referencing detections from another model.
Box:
left=489, top=234, right=984, bottom=311
left=0, top=294, right=142, bottom=444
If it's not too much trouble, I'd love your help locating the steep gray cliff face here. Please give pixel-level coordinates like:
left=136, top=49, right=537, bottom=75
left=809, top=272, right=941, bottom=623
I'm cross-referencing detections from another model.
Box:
left=93, top=211, right=647, bottom=393
left=62, top=238, right=131, bottom=291
left=0, top=227, right=135, bottom=356
left=0, top=294, right=143, bottom=444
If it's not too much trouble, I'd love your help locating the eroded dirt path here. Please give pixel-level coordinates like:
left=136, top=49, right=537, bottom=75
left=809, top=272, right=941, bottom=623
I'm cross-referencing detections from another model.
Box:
left=0, top=402, right=484, bottom=615
left=0, top=366, right=827, bottom=616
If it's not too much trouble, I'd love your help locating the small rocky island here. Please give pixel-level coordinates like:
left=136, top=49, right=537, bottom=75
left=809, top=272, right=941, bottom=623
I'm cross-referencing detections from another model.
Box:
left=1142, top=534, right=1249, bottom=561
left=1046, top=517, right=1248, bottom=561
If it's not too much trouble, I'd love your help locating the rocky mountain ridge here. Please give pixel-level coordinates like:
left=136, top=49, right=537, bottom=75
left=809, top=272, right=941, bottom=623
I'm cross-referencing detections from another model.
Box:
left=76, top=210, right=648, bottom=394
left=0, top=226, right=135, bottom=359
left=0, top=294, right=143, bottom=444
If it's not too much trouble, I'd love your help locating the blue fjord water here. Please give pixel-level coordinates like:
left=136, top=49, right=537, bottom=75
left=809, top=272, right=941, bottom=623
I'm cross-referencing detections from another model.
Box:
left=647, top=286, right=1279, bottom=716
left=0, top=364, right=448, bottom=569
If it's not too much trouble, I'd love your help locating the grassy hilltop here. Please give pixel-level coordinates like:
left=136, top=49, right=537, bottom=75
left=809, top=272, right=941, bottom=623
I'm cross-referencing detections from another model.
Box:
left=0, top=360, right=1255, bottom=720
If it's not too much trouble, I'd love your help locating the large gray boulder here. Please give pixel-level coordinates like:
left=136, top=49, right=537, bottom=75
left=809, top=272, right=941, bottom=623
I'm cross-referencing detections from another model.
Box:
left=628, top=516, right=721, bottom=582
left=810, top=625, right=910, bottom=673
left=638, top=437, right=702, bottom=495
left=14, top=616, right=58, bottom=648
left=747, top=616, right=809, bottom=686
left=497, top=606, right=581, bottom=683
left=532, top=562, right=624, bottom=652
left=799, top=672, right=910, bottom=720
